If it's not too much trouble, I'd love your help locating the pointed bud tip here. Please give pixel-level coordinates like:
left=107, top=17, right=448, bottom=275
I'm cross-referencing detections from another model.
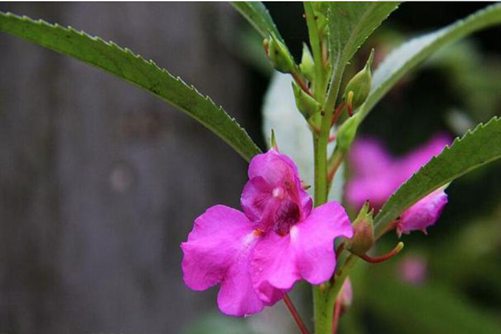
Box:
left=265, top=35, right=296, bottom=73
left=270, top=129, right=278, bottom=150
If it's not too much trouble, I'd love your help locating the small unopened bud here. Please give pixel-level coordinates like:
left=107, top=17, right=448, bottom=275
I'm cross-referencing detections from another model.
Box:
left=264, top=35, right=296, bottom=74
left=336, top=113, right=361, bottom=152
left=299, top=43, right=315, bottom=81
left=292, top=82, right=321, bottom=119
left=347, top=202, right=374, bottom=256
left=342, top=49, right=374, bottom=111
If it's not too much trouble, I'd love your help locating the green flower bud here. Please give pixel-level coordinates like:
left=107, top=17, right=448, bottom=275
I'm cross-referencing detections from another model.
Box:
left=263, top=35, right=296, bottom=74
left=336, top=113, right=361, bottom=153
left=347, top=203, right=375, bottom=256
left=299, top=43, right=315, bottom=81
left=343, top=49, right=374, bottom=110
left=292, top=82, right=321, bottom=119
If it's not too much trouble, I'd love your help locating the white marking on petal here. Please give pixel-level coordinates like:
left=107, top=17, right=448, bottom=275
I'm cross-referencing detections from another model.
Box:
left=272, top=187, right=285, bottom=199
left=289, top=225, right=299, bottom=241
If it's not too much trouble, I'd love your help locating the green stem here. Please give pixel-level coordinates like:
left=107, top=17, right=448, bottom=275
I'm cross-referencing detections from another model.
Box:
left=304, top=3, right=325, bottom=100
left=306, top=4, right=350, bottom=333
left=330, top=255, right=358, bottom=306
left=327, top=149, right=345, bottom=192
left=313, top=284, right=336, bottom=334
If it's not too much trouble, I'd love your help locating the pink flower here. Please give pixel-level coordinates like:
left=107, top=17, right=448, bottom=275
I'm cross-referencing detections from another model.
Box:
left=337, top=278, right=353, bottom=312
left=397, top=255, right=428, bottom=285
left=181, top=149, right=353, bottom=316
left=346, top=135, right=450, bottom=235
left=397, top=190, right=448, bottom=236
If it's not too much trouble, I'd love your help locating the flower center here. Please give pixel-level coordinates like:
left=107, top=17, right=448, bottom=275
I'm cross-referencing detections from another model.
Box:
left=272, top=186, right=285, bottom=199
left=273, top=199, right=300, bottom=236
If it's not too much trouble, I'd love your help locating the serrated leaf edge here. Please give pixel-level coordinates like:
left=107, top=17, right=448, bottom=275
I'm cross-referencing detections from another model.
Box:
left=0, top=12, right=261, bottom=161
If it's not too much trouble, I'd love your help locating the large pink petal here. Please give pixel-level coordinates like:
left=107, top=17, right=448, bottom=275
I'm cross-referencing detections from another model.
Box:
left=181, top=205, right=285, bottom=316
left=250, top=232, right=297, bottom=301
left=181, top=205, right=254, bottom=290
left=251, top=202, right=353, bottom=296
left=397, top=190, right=448, bottom=236
left=217, top=238, right=265, bottom=316
left=292, top=202, right=353, bottom=284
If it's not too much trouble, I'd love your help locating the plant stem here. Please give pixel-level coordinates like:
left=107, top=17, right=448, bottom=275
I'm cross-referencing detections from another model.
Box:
left=304, top=3, right=326, bottom=100
left=283, top=294, right=310, bottom=334
left=327, top=149, right=345, bottom=191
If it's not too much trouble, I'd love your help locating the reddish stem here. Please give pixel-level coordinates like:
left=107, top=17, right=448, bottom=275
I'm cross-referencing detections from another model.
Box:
left=331, top=102, right=346, bottom=126
left=332, top=299, right=342, bottom=334
left=283, top=294, right=310, bottom=334
left=292, top=72, right=314, bottom=97
left=335, top=242, right=345, bottom=261
left=358, top=242, right=404, bottom=264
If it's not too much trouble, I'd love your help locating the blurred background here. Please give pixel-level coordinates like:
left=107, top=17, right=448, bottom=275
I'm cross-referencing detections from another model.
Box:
left=0, top=2, right=500, bottom=334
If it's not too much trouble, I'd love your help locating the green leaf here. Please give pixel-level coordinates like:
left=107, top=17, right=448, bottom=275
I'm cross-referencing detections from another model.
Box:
left=374, top=117, right=501, bottom=238
left=359, top=3, right=501, bottom=121
left=231, top=2, right=284, bottom=43
left=0, top=12, right=261, bottom=161
left=324, top=2, right=399, bottom=110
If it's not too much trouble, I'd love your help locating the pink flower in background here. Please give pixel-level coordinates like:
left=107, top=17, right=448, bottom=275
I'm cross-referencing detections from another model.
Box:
left=346, top=134, right=450, bottom=235
left=397, top=255, right=428, bottom=285
left=338, top=278, right=353, bottom=312
left=181, top=149, right=353, bottom=316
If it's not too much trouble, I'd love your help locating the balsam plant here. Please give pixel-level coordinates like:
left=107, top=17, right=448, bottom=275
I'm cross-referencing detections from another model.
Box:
left=2, top=3, right=501, bottom=334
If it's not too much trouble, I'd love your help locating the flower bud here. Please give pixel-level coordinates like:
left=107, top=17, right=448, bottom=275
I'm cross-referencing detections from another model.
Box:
left=347, top=202, right=374, bottom=256
left=299, top=43, right=315, bottom=81
left=342, top=49, right=374, bottom=111
left=292, top=82, right=321, bottom=119
left=263, top=35, right=296, bottom=74
left=336, top=113, right=361, bottom=153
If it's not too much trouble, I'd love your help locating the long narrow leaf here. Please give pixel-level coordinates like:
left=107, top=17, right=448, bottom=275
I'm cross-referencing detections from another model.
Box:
left=0, top=12, right=261, bottom=161
left=231, top=2, right=284, bottom=42
left=359, top=3, right=501, bottom=121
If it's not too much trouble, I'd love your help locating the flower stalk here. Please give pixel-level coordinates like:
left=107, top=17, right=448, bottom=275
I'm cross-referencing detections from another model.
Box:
left=283, top=294, right=311, bottom=334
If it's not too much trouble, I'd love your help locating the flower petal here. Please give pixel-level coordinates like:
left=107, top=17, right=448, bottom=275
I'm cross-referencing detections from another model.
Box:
left=241, top=176, right=273, bottom=222
left=251, top=201, right=353, bottom=297
left=248, top=149, right=299, bottom=184
left=181, top=205, right=284, bottom=316
left=397, top=190, right=448, bottom=236
left=250, top=232, right=296, bottom=301
left=181, top=205, right=254, bottom=290
left=242, top=149, right=312, bottom=224
left=292, top=201, right=353, bottom=284
left=217, top=243, right=265, bottom=316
